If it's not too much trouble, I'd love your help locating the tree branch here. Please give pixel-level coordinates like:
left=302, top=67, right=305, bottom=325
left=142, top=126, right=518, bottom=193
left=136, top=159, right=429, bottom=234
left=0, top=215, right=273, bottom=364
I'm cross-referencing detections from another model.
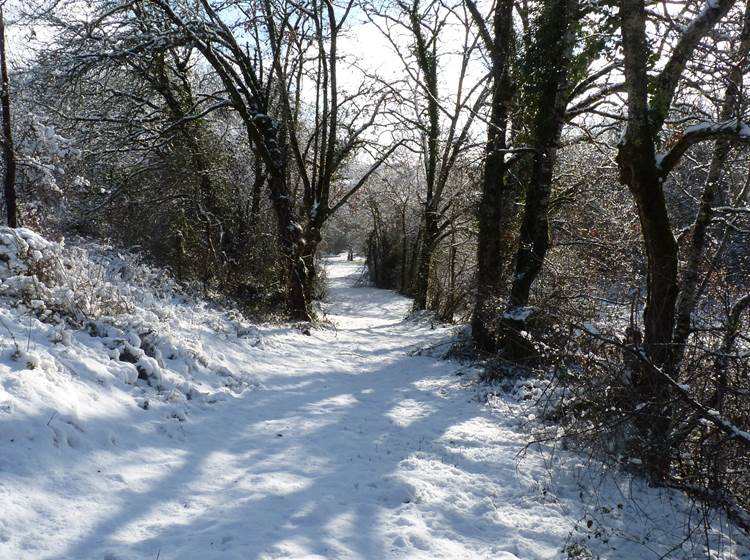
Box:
left=657, top=120, right=750, bottom=177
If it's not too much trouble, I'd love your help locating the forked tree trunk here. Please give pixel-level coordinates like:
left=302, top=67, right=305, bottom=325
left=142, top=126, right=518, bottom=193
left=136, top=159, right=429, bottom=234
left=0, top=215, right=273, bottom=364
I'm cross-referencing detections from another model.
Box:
left=615, top=0, right=737, bottom=479
left=618, top=0, right=679, bottom=479
left=618, top=0, right=735, bottom=372
left=263, top=171, right=311, bottom=320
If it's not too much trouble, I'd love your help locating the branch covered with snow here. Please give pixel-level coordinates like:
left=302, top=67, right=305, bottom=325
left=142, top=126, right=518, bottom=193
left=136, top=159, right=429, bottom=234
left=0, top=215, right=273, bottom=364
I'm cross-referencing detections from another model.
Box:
left=649, top=0, right=737, bottom=133
left=657, top=120, right=750, bottom=177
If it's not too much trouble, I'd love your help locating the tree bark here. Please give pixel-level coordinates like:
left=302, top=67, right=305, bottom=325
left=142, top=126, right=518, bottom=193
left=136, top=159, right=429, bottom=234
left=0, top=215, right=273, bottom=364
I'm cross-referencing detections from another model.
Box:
left=0, top=8, right=17, bottom=229
left=470, top=0, right=514, bottom=352
left=508, top=0, right=578, bottom=308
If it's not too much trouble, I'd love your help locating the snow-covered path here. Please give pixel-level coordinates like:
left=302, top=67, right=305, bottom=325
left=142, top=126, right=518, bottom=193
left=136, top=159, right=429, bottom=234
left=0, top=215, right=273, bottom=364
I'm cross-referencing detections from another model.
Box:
left=2, top=256, right=747, bottom=559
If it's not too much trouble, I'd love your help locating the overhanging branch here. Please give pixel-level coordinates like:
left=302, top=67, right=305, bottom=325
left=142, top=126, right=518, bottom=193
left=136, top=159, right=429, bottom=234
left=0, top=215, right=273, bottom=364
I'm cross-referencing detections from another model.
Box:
left=657, top=120, right=750, bottom=177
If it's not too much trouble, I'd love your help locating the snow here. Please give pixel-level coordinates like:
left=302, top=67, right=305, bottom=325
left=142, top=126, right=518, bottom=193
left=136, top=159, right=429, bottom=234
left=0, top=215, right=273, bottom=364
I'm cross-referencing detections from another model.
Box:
left=502, top=306, right=535, bottom=323
left=1, top=247, right=748, bottom=559
left=656, top=119, right=750, bottom=169
left=581, top=321, right=600, bottom=336
left=682, top=119, right=750, bottom=138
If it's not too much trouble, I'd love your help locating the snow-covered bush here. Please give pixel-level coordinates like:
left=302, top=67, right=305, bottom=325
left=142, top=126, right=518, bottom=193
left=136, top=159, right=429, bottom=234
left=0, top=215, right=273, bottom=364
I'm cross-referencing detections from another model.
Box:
left=0, top=226, right=260, bottom=397
left=0, top=227, right=63, bottom=283
left=0, top=226, right=174, bottom=325
left=13, top=112, right=83, bottom=231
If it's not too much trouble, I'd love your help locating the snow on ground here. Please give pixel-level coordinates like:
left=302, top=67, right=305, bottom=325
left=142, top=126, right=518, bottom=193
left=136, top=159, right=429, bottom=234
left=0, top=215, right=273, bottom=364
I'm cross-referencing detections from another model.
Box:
left=0, top=244, right=748, bottom=559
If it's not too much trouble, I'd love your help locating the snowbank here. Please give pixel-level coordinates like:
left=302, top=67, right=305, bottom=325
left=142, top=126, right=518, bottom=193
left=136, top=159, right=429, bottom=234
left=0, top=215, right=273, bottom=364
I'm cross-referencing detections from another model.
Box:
left=0, top=227, right=261, bottom=460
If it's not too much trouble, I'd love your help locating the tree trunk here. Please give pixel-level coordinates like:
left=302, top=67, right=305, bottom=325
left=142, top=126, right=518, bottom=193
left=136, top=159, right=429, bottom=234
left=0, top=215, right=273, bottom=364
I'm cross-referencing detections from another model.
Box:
left=626, top=154, right=680, bottom=368
left=285, top=217, right=323, bottom=321
left=472, top=130, right=509, bottom=351
left=442, top=229, right=457, bottom=322
left=618, top=0, right=679, bottom=479
left=408, top=0, right=441, bottom=312
left=287, top=242, right=318, bottom=321
left=618, top=141, right=679, bottom=480
left=471, top=0, right=514, bottom=352
left=672, top=138, right=729, bottom=353
left=287, top=257, right=312, bottom=321
left=412, top=209, right=438, bottom=310
left=264, top=170, right=311, bottom=320
left=0, top=8, right=17, bottom=229
left=508, top=0, right=577, bottom=309
left=407, top=228, right=421, bottom=295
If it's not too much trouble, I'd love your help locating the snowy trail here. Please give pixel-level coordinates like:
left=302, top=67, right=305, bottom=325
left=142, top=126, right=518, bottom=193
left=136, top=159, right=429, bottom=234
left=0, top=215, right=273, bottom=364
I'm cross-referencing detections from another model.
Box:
left=2, top=256, right=747, bottom=560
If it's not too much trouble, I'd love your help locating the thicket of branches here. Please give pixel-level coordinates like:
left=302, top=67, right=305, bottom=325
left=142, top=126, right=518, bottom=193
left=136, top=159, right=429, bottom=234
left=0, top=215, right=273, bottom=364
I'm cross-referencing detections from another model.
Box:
left=1, top=0, right=749, bottom=541
left=360, top=0, right=750, bottom=534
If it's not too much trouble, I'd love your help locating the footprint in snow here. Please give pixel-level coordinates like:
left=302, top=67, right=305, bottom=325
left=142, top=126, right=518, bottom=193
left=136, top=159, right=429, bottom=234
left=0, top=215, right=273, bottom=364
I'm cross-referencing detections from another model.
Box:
left=408, top=534, right=430, bottom=550
left=392, top=535, right=407, bottom=548
left=395, top=516, right=413, bottom=527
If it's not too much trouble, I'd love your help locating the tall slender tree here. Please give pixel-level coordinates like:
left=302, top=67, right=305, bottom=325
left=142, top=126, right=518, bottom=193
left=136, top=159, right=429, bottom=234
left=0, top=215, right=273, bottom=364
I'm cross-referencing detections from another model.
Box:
left=507, top=0, right=579, bottom=310
left=0, top=4, right=16, bottom=228
left=467, top=0, right=515, bottom=352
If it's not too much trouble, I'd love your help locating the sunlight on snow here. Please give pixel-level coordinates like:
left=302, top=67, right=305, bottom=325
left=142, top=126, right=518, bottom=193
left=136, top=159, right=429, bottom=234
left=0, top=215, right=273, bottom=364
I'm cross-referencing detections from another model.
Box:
left=385, top=399, right=435, bottom=428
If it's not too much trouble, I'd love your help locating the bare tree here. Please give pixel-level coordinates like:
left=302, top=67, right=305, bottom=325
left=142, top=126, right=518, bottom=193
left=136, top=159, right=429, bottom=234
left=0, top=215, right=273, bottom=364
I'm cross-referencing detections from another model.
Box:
left=617, top=0, right=750, bottom=477
left=368, top=0, right=486, bottom=311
